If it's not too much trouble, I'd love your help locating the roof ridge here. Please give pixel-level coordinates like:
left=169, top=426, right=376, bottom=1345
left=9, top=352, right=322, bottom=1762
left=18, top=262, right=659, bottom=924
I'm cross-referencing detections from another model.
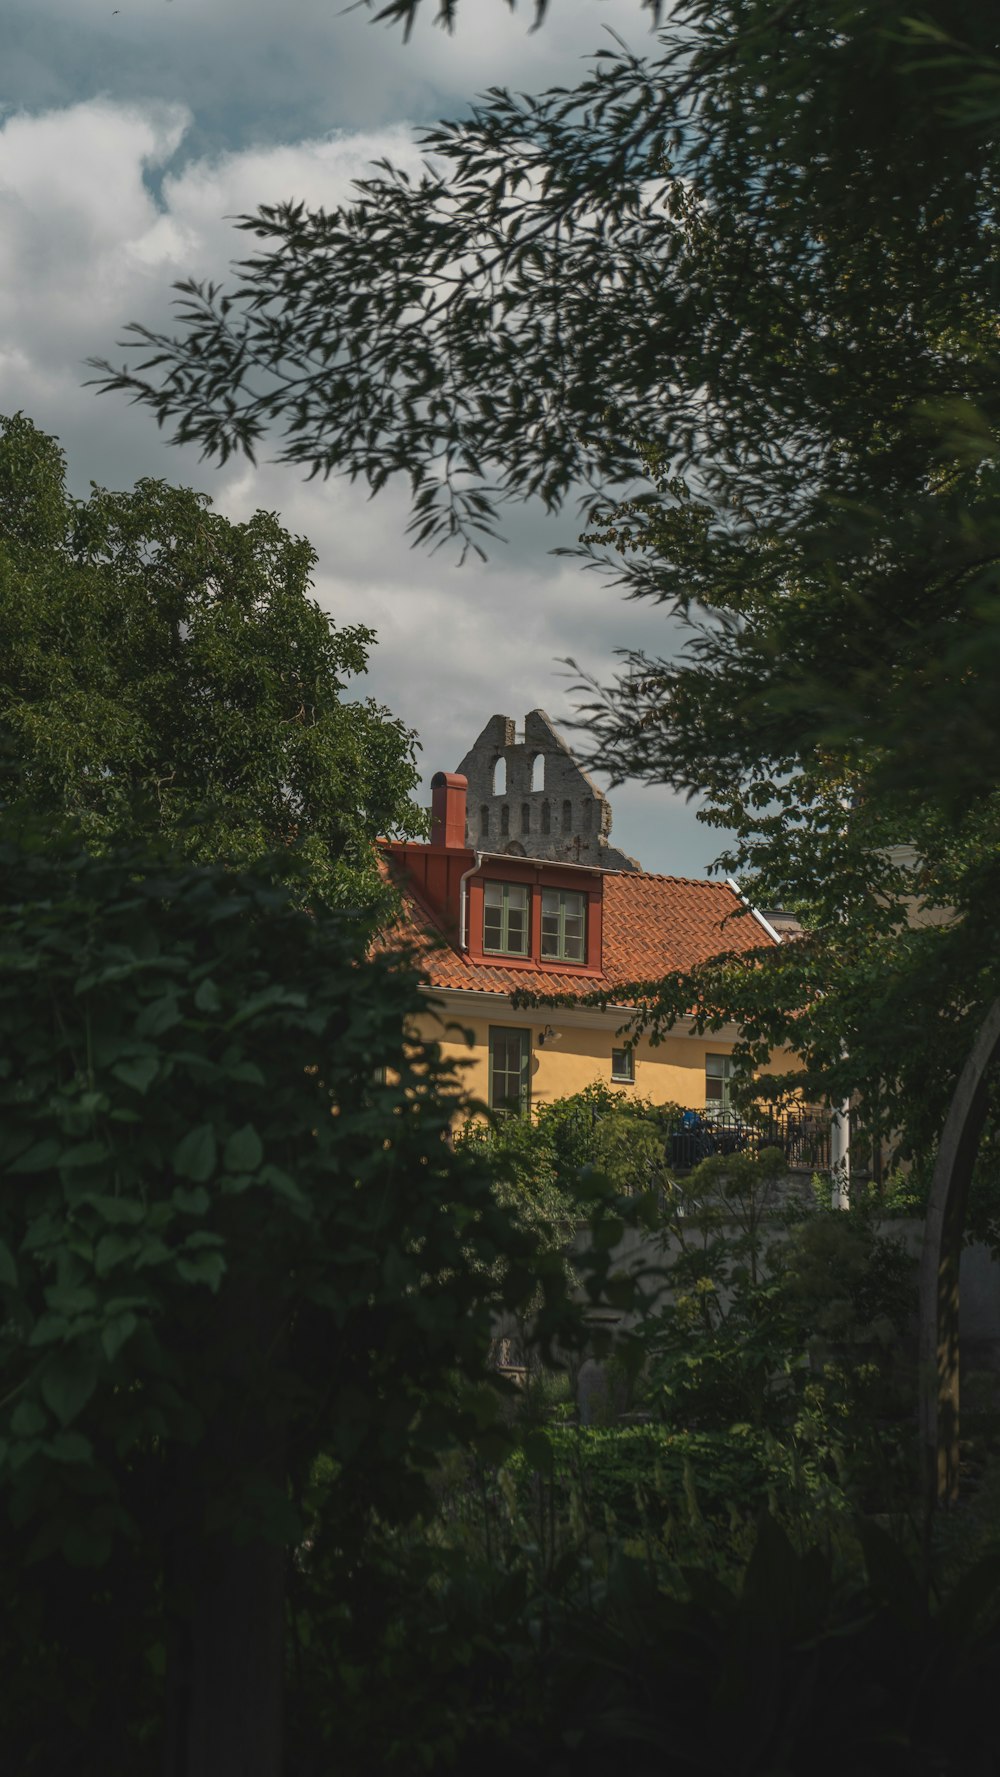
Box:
left=614, top=869, right=735, bottom=889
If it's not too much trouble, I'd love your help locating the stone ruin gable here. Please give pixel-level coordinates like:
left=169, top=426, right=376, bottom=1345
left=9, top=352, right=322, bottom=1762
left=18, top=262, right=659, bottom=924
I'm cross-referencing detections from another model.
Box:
left=456, top=708, right=641, bottom=870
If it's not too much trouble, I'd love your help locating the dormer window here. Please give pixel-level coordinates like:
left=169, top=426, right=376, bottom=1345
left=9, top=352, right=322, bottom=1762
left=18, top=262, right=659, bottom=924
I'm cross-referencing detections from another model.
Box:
left=541, top=888, right=585, bottom=962
left=483, top=881, right=529, bottom=956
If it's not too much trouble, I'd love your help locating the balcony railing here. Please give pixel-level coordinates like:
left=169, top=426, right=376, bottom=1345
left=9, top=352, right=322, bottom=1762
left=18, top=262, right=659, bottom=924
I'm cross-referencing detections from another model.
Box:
left=659, top=1108, right=832, bottom=1173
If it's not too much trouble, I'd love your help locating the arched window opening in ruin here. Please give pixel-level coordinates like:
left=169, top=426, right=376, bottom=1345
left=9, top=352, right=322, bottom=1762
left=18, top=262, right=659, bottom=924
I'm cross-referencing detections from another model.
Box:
left=581, top=800, right=592, bottom=834
left=541, top=800, right=551, bottom=834
left=531, top=753, right=545, bottom=792
left=493, top=757, right=506, bottom=796
left=521, top=803, right=530, bottom=834
left=562, top=799, right=572, bottom=833
left=500, top=803, right=510, bottom=835
left=479, top=804, right=490, bottom=836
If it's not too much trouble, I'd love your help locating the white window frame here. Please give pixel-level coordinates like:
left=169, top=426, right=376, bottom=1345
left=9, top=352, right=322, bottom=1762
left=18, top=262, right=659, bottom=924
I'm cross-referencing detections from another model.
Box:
left=489, top=1026, right=531, bottom=1117
left=705, top=1052, right=735, bottom=1111
left=483, top=881, right=530, bottom=956
left=540, top=887, right=586, bottom=963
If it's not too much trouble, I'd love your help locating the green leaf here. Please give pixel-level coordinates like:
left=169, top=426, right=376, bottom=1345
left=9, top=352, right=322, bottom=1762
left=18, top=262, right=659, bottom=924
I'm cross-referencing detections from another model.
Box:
left=111, top=1055, right=159, bottom=1094
left=194, top=976, right=222, bottom=1013
left=94, top=1232, right=139, bottom=1277
left=46, top=1430, right=93, bottom=1464
left=225, top=1060, right=266, bottom=1086
left=44, top=1285, right=98, bottom=1316
left=173, top=1124, right=217, bottom=1182
left=172, top=1185, right=210, bottom=1215
left=28, top=1313, right=71, bottom=1347
left=79, top=1194, right=145, bottom=1226
left=10, top=1140, right=61, bottom=1173
left=11, top=1400, right=47, bottom=1438
left=0, top=1240, right=17, bottom=1288
left=40, top=1352, right=99, bottom=1428
left=176, top=1251, right=226, bottom=1291
left=258, top=1162, right=304, bottom=1204
left=57, top=1140, right=110, bottom=1169
left=101, top=1312, right=138, bottom=1364
left=224, top=1124, right=263, bottom=1173
left=134, top=1237, right=172, bottom=1269
left=135, top=995, right=182, bottom=1038
left=220, top=1172, right=254, bottom=1195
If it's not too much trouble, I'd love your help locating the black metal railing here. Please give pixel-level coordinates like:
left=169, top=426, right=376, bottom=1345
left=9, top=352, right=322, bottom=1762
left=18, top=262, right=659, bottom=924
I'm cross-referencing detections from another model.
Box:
left=659, top=1108, right=831, bottom=1173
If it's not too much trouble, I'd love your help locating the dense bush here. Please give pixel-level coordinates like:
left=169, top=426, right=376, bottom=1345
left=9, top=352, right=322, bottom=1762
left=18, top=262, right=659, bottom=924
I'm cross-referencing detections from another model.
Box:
left=0, top=814, right=578, bottom=1771
left=287, top=1493, right=1000, bottom=1777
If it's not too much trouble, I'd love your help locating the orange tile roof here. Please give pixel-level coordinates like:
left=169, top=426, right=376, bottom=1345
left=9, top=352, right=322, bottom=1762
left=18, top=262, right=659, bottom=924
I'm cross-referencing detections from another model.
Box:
left=380, top=855, right=775, bottom=1001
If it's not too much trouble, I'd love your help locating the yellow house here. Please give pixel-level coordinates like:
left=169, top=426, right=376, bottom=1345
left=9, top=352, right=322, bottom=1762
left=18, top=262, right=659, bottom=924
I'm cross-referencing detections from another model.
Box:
left=382, top=772, right=786, bottom=1119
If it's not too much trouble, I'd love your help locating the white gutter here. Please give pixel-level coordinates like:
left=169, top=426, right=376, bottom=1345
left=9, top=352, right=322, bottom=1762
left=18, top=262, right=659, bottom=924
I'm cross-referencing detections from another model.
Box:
left=725, top=876, right=783, bottom=946
left=458, top=850, right=484, bottom=951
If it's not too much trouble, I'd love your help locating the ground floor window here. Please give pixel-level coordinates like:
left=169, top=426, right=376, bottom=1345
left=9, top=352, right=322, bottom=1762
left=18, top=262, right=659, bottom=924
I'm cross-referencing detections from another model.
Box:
left=611, top=1045, right=634, bottom=1084
left=705, top=1052, right=735, bottom=1111
left=489, top=1026, right=531, bottom=1116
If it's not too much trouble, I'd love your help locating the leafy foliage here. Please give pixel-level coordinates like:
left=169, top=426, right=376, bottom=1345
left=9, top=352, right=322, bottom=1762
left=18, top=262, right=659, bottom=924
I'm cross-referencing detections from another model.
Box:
left=90, top=4, right=1000, bottom=1158
left=627, top=1150, right=918, bottom=1507
left=359, top=0, right=662, bottom=39
left=0, top=811, right=580, bottom=1766
left=457, top=1082, right=677, bottom=1226
left=288, top=1492, right=1000, bottom=1776
left=0, top=412, right=422, bottom=908
left=91, top=3, right=1000, bottom=567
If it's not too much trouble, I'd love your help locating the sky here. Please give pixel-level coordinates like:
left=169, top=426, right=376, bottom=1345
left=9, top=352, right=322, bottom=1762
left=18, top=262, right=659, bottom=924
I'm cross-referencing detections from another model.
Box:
left=1, top=0, right=728, bottom=878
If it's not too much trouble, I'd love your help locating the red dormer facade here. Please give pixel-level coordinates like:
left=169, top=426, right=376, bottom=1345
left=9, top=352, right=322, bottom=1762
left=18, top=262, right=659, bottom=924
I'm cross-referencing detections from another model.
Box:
left=385, top=771, right=604, bottom=980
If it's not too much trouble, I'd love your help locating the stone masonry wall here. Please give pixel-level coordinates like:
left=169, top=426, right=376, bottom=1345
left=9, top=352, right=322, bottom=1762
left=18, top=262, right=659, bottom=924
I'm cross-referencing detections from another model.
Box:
left=455, top=708, right=640, bottom=870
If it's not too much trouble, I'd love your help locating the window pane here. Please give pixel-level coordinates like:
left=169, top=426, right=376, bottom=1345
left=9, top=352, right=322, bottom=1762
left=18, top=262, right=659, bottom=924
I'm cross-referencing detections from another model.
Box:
left=506, top=907, right=527, bottom=953
left=705, top=1076, right=723, bottom=1100
left=483, top=909, right=503, bottom=950
left=611, top=1047, right=634, bottom=1082
left=490, top=1027, right=529, bottom=1116
left=563, top=915, right=584, bottom=960
left=540, top=889, right=586, bottom=960
left=484, top=882, right=529, bottom=955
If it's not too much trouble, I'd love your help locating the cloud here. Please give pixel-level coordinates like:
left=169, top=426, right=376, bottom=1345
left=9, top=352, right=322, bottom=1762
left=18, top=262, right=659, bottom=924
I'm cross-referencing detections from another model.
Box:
left=5, top=0, right=659, bottom=151
left=0, top=89, right=726, bottom=879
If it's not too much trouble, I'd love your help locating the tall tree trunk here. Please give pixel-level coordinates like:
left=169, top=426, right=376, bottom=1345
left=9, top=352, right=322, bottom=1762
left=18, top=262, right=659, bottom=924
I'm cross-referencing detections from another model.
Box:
left=164, top=1516, right=286, bottom=1777
left=163, top=1288, right=288, bottom=1777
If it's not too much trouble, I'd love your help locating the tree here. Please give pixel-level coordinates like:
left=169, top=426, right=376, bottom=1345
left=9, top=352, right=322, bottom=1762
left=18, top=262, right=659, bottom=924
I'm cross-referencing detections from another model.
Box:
left=363, top=0, right=660, bottom=36
left=0, top=805, right=582, bottom=1774
left=89, top=3, right=1000, bottom=1142
left=0, top=413, right=423, bottom=909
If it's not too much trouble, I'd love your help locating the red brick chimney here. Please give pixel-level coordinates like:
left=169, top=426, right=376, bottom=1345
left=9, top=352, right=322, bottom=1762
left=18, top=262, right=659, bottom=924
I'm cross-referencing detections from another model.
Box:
left=430, top=771, right=468, bottom=849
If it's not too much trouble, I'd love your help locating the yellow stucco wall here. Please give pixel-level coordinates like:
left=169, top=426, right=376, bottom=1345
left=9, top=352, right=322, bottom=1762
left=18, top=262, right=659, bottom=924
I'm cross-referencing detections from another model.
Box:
left=412, top=991, right=796, bottom=1116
